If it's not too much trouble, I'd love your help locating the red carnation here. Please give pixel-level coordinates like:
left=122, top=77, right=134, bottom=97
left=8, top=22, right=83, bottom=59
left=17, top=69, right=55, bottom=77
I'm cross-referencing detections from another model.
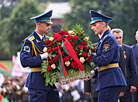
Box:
left=81, top=41, right=87, bottom=45
left=47, top=48, right=52, bottom=53
left=56, top=37, right=62, bottom=42
left=72, top=36, right=79, bottom=40
left=64, top=56, right=70, bottom=61
left=71, top=62, right=78, bottom=69
left=85, top=46, right=90, bottom=50
left=47, top=66, right=52, bottom=71
left=82, top=52, right=87, bottom=57
left=48, top=42, right=54, bottom=47
left=76, top=32, right=82, bottom=35
left=58, top=30, right=64, bottom=35
left=49, top=59, right=53, bottom=64
left=78, top=45, right=84, bottom=49
left=87, top=46, right=90, bottom=50
left=64, top=30, right=69, bottom=35
left=54, top=55, right=59, bottom=62
left=66, top=36, right=72, bottom=40
left=45, top=40, right=50, bottom=45
left=53, top=47, right=58, bottom=51
left=70, top=42, right=75, bottom=46
left=87, top=56, right=92, bottom=62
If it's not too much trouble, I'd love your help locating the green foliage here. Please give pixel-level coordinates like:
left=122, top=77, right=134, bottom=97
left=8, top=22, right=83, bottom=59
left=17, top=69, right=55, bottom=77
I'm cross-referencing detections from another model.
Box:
left=64, top=0, right=138, bottom=45
left=64, top=0, right=99, bottom=43
left=5, top=0, right=40, bottom=55
left=41, top=24, right=95, bottom=86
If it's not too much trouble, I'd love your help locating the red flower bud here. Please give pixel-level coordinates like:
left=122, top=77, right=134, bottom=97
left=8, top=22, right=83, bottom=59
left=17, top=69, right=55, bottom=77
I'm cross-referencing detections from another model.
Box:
left=81, top=41, right=87, bottom=45
left=64, top=30, right=69, bottom=35
left=71, top=62, right=78, bottom=69
left=49, top=60, right=53, bottom=64
left=78, top=45, right=84, bottom=49
left=66, top=36, right=72, bottom=40
left=64, top=56, right=70, bottom=61
left=72, top=36, right=79, bottom=40
left=70, top=42, right=75, bottom=46
left=47, top=48, right=52, bottom=53
left=53, top=47, right=58, bottom=51
left=61, top=51, right=65, bottom=54
left=54, top=55, right=59, bottom=62
left=56, top=37, right=62, bottom=42
left=75, top=50, right=78, bottom=54
left=87, top=56, right=92, bottom=62
left=76, top=32, right=82, bottom=35
left=47, top=66, right=52, bottom=71
left=58, top=30, right=64, bottom=35
left=48, top=42, right=54, bottom=47
left=82, top=52, right=87, bottom=57
left=45, top=40, right=50, bottom=45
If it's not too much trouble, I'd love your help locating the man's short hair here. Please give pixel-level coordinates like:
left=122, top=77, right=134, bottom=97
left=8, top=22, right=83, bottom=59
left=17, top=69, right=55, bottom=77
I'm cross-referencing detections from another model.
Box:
left=111, top=28, right=123, bottom=37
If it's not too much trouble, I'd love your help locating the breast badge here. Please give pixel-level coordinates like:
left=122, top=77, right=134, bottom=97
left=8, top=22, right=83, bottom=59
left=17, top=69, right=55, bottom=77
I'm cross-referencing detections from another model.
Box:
left=103, top=44, right=110, bottom=51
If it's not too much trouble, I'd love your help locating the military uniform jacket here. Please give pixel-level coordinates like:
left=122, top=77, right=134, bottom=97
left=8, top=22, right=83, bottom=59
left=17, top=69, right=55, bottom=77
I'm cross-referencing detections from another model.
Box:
left=20, top=31, right=57, bottom=90
left=92, top=29, right=127, bottom=91
left=122, top=44, right=137, bottom=90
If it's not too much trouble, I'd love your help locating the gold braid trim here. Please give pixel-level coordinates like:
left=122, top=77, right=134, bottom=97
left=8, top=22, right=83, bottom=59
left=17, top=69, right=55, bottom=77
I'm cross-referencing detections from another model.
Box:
left=20, top=39, right=27, bottom=53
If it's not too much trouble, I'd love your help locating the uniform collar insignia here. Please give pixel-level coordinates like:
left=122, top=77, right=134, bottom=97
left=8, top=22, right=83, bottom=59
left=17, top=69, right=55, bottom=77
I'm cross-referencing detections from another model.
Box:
left=36, top=39, right=41, bottom=43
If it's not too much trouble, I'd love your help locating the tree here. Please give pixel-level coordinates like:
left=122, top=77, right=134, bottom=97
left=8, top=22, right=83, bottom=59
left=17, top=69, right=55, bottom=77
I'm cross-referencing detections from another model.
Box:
left=5, top=0, right=40, bottom=55
left=64, top=0, right=99, bottom=43
left=95, top=0, right=138, bottom=45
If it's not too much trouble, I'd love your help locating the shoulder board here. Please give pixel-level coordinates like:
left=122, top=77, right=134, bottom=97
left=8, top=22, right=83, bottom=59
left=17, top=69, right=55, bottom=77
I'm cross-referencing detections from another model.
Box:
left=104, top=35, right=107, bottom=39
left=28, top=36, right=35, bottom=41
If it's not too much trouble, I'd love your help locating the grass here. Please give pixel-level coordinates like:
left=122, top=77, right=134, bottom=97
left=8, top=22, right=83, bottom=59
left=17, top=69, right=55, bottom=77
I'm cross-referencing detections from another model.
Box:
left=0, top=60, right=13, bottom=71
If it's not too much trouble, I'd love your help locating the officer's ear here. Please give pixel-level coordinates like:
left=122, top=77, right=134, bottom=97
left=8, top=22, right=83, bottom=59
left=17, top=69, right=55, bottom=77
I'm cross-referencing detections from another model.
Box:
left=36, top=22, right=41, bottom=26
left=101, top=22, right=107, bottom=28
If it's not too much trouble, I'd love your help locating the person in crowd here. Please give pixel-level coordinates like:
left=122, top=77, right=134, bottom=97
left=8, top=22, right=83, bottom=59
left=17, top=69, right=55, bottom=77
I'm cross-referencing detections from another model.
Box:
left=89, top=10, right=127, bottom=102
left=131, top=30, right=138, bottom=102
left=78, top=79, right=86, bottom=102
left=111, top=28, right=137, bottom=102
left=20, top=10, right=61, bottom=102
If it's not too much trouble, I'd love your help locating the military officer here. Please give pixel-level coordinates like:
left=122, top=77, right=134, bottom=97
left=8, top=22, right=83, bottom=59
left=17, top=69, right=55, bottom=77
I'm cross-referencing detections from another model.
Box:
left=20, top=10, right=61, bottom=102
left=89, top=10, right=127, bottom=102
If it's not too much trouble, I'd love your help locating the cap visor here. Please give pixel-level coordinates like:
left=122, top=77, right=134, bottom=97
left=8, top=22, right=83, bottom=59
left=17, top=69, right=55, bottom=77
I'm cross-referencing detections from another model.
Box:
left=46, top=21, right=53, bottom=25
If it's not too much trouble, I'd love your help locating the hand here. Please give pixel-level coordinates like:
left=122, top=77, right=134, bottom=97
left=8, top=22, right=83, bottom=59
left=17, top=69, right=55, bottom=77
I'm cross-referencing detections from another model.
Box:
left=40, top=52, right=49, bottom=59
left=92, top=53, right=96, bottom=55
left=130, top=86, right=137, bottom=93
left=119, top=92, right=124, bottom=97
left=85, top=92, right=91, bottom=95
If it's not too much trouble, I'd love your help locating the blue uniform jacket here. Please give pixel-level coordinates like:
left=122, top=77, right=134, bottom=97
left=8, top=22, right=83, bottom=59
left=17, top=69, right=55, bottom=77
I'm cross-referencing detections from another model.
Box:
left=122, top=44, right=137, bottom=90
left=92, top=29, right=127, bottom=91
left=20, top=31, right=57, bottom=90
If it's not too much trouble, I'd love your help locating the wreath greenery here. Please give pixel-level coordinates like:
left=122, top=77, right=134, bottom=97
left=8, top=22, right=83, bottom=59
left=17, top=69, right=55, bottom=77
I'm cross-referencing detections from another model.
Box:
left=41, top=24, right=96, bottom=86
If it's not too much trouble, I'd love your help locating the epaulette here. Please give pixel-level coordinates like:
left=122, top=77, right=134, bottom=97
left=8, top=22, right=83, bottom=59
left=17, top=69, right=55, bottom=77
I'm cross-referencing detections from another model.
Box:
left=100, top=35, right=107, bottom=42
left=104, top=35, right=107, bottom=39
left=28, top=36, right=35, bottom=41
left=20, top=35, right=35, bottom=53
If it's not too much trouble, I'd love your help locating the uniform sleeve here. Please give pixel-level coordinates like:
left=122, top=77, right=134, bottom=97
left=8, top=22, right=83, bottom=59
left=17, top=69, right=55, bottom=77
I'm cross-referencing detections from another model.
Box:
left=20, top=39, right=42, bottom=68
left=93, top=37, right=117, bottom=66
left=129, top=48, right=137, bottom=87
left=84, top=80, right=91, bottom=93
